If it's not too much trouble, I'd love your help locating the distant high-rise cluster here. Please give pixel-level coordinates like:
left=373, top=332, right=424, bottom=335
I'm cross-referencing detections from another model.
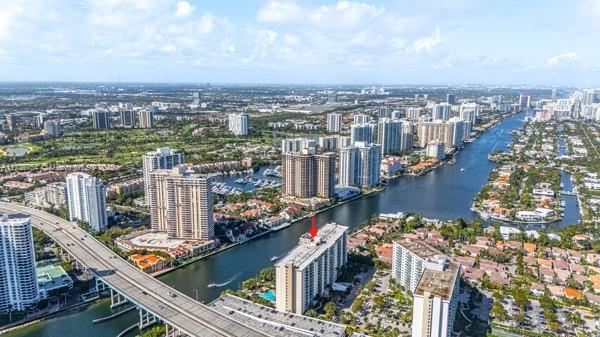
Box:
left=228, top=113, right=249, bottom=136
left=0, top=214, right=39, bottom=313
left=148, top=165, right=214, bottom=240
left=66, top=172, right=107, bottom=232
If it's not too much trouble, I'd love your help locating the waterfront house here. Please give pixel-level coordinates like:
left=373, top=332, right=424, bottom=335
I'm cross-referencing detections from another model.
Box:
left=130, top=254, right=167, bottom=274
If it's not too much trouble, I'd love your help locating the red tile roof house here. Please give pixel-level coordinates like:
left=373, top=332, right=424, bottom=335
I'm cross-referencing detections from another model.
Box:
left=523, top=255, right=537, bottom=266
left=479, top=259, right=504, bottom=273
left=490, top=271, right=510, bottom=286
left=551, top=247, right=567, bottom=260
left=506, top=241, right=523, bottom=250
left=355, top=233, right=371, bottom=242
left=426, top=235, right=447, bottom=247
left=566, top=249, right=582, bottom=263
left=462, top=267, right=484, bottom=283
left=347, top=237, right=367, bottom=251
left=530, top=283, right=545, bottom=296
left=475, top=236, right=493, bottom=246
left=537, top=258, right=553, bottom=268
left=573, top=274, right=588, bottom=285
left=547, top=285, right=564, bottom=298
left=586, top=253, right=600, bottom=266
left=414, top=227, right=429, bottom=238
left=563, top=288, right=583, bottom=300
left=403, top=233, right=420, bottom=240
left=454, top=256, right=476, bottom=269
left=376, top=244, right=393, bottom=264
left=486, top=246, right=502, bottom=255
left=553, top=260, right=569, bottom=271
left=585, top=292, right=600, bottom=304
left=554, top=269, right=571, bottom=283
left=461, top=244, right=484, bottom=257
left=568, top=263, right=586, bottom=275
left=539, top=267, right=555, bottom=282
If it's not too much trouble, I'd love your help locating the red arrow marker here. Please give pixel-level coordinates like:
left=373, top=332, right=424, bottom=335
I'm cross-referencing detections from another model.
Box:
left=308, top=215, right=318, bottom=239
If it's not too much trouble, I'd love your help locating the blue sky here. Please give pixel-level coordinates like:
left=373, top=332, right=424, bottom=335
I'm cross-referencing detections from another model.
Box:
left=1, top=0, right=599, bottom=85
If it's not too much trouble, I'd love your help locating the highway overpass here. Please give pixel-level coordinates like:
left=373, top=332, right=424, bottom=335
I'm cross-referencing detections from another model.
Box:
left=0, top=202, right=270, bottom=337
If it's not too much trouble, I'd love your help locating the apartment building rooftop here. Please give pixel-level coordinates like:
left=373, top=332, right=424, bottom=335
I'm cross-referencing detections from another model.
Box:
left=394, top=238, right=442, bottom=261
left=414, top=259, right=460, bottom=301
left=210, top=295, right=347, bottom=337
left=275, top=223, right=347, bottom=271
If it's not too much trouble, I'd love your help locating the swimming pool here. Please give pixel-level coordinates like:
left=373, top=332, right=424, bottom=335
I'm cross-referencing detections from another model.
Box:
left=260, top=289, right=276, bottom=302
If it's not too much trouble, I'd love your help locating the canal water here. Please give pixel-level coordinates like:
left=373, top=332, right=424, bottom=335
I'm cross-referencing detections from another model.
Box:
left=6, top=112, right=580, bottom=337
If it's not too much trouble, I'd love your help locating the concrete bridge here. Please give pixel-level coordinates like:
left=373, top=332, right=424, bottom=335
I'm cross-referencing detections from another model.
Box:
left=0, top=202, right=270, bottom=337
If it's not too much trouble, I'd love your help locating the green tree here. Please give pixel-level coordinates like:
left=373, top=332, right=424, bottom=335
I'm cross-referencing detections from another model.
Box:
left=323, top=302, right=337, bottom=319
left=491, top=301, right=507, bottom=321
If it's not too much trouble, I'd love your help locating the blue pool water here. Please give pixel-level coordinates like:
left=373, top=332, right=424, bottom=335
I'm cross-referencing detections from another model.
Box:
left=260, top=289, right=276, bottom=302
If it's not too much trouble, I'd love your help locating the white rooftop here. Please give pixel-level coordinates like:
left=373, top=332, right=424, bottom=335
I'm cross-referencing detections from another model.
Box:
left=130, top=232, right=189, bottom=249
left=275, top=223, right=347, bottom=271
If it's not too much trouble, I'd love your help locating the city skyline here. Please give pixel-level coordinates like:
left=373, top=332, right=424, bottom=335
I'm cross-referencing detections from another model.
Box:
left=1, top=0, right=600, bottom=85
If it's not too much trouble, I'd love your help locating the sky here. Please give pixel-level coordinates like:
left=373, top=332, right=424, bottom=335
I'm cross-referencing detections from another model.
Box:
left=1, top=0, right=599, bottom=85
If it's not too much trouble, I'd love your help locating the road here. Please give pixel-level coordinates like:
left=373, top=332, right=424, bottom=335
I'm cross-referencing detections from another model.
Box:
left=0, top=202, right=270, bottom=337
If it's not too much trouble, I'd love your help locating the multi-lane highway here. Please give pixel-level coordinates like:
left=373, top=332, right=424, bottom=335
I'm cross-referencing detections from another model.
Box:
left=0, top=202, right=270, bottom=337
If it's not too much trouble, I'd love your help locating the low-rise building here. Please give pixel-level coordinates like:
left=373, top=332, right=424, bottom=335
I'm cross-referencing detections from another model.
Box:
left=36, top=264, right=73, bottom=299
left=129, top=254, right=168, bottom=273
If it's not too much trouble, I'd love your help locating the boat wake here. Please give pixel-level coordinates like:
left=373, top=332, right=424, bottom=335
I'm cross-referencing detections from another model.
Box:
left=207, top=272, right=242, bottom=288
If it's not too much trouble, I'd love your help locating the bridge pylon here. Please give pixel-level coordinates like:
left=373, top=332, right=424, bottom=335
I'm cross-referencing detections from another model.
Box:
left=110, top=289, right=128, bottom=308
left=138, top=307, right=157, bottom=329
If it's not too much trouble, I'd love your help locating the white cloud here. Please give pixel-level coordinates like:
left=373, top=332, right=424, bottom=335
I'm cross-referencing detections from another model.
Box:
left=0, top=3, right=24, bottom=39
left=412, top=28, right=444, bottom=53
left=257, top=0, right=303, bottom=23
left=309, top=1, right=384, bottom=30
left=161, top=44, right=178, bottom=53
left=547, top=51, right=578, bottom=66
left=174, top=0, right=195, bottom=17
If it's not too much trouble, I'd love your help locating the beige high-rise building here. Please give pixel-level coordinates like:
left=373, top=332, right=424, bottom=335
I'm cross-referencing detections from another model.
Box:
left=282, top=150, right=335, bottom=199
left=138, top=109, right=153, bottom=128
left=148, top=165, right=214, bottom=240
left=417, top=121, right=455, bottom=149
left=316, top=152, right=335, bottom=199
